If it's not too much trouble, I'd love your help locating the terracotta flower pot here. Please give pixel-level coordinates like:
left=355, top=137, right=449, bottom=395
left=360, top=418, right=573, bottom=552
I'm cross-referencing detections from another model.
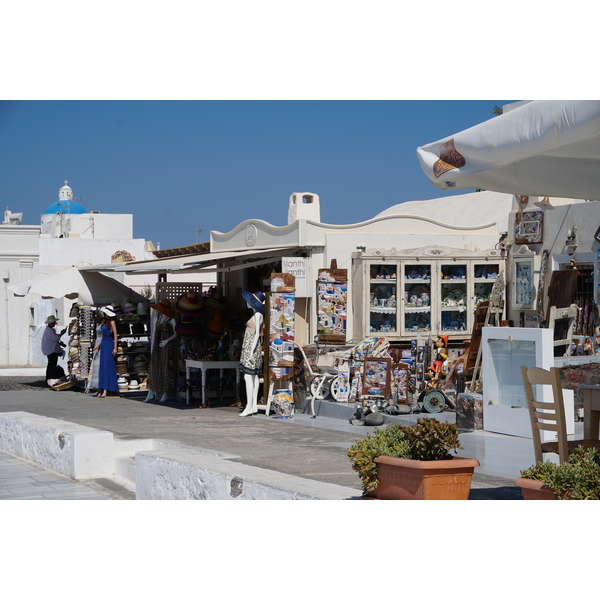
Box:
left=515, top=478, right=556, bottom=500
left=370, top=455, right=480, bottom=500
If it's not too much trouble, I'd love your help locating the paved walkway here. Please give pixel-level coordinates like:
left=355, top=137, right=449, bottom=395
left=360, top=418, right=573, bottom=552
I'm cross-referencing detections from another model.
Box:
left=0, top=450, right=114, bottom=500
left=0, top=372, right=539, bottom=499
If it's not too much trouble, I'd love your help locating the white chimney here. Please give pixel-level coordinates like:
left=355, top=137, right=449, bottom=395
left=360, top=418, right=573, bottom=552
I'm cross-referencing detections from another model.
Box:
left=287, top=192, right=321, bottom=225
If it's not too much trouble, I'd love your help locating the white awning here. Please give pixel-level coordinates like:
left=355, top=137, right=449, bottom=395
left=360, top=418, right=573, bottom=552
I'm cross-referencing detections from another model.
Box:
left=81, top=247, right=304, bottom=275
left=416, top=100, right=600, bottom=200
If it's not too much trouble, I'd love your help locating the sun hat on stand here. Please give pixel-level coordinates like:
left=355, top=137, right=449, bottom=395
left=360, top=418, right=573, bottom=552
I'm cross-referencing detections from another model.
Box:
left=175, top=314, right=201, bottom=338
left=151, top=299, right=175, bottom=320
left=241, top=291, right=265, bottom=315
left=206, top=314, right=230, bottom=338
left=176, top=291, right=204, bottom=316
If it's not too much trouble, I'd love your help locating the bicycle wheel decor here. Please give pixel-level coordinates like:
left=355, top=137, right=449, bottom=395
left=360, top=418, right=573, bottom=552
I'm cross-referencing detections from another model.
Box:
left=310, top=375, right=331, bottom=400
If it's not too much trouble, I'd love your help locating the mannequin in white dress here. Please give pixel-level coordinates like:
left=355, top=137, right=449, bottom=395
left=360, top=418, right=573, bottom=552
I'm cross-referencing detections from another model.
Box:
left=239, top=291, right=265, bottom=417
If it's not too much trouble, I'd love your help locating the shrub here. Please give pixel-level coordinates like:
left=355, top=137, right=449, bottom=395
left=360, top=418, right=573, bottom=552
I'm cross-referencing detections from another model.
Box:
left=347, top=418, right=463, bottom=493
left=520, top=446, right=600, bottom=500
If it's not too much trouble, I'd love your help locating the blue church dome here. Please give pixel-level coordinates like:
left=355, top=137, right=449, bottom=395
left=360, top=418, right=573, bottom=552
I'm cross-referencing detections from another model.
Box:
left=44, top=200, right=87, bottom=214
left=44, top=180, right=87, bottom=214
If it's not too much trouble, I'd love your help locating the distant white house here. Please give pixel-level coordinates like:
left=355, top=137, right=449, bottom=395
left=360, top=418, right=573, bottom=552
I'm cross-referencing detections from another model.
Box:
left=2, top=181, right=160, bottom=367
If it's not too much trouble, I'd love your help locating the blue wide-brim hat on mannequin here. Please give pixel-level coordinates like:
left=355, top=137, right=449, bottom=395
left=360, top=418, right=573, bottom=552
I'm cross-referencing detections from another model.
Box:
left=241, top=290, right=265, bottom=315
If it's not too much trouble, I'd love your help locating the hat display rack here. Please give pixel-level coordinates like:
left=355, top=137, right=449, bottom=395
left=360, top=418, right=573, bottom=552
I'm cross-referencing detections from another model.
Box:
left=154, top=281, right=230, bottom=402
left=112, top=300, right=152, bottom=393
left=67, top=304, right=97, bottom=381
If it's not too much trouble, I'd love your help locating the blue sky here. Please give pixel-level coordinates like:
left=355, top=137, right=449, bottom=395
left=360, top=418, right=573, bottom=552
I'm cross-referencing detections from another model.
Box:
left=0, top=100, right=514, bottom=250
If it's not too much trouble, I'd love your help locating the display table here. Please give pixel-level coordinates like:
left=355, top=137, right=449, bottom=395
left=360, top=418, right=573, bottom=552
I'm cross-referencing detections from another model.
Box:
left=578, top=384, right=600, bottom=440
left=185, top=360, right=240, bottom=406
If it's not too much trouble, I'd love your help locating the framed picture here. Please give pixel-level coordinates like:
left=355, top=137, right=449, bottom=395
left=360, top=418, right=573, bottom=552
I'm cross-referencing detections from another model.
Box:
left=515, top=210, right=543, bottom=245
left=316, top=268, right=348, bottom=344
left=362, top=357, right=391, bottom=398
left=390, top=362, right=410, bottom=404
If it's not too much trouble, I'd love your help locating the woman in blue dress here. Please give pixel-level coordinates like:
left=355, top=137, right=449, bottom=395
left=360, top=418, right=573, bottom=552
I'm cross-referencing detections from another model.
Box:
left=93, top=306, right=119, bottom=397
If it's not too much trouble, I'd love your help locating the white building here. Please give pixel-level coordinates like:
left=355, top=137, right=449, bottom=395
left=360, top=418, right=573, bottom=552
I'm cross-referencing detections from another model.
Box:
left=2, top=181, right=162, bottom=367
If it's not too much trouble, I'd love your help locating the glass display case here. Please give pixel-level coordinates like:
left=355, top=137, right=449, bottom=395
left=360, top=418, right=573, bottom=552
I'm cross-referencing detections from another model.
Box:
left=369, top=264, right=397, bottom=333
left=473, top=263, right=500, bottom=303
left=440, top=263, right=467, bottom=332
left=403, top=263, right=431, bottom=333
left=514, top=254, right=535, bottom=309
left=359, top=255, right=504, bottom=340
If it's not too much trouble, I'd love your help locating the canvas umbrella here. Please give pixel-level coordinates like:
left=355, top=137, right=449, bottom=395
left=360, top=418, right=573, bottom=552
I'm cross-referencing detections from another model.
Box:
left=8, top=267, right=147, bottom=305
left=416, top=100, right=600, bottom=200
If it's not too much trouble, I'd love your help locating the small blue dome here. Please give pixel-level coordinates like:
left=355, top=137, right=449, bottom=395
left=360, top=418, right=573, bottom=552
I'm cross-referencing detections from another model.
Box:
left=44, top=200, right=87, bottom=215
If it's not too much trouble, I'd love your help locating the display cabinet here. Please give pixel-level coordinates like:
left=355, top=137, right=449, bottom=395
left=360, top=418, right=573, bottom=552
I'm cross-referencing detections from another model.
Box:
left=403, top=263, right=431, bottom=334
left=369, top=263, right=397, bottom=333
left=357, top=251, right=504, bottom=340
left=115, top=313, right=151, bottom=385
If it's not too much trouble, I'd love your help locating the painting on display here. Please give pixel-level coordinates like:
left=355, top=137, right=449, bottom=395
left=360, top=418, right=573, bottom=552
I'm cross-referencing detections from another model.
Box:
left=362, top=358, right=391, bottom=398
left=316, top=268, right=347, bottom=344
left=515, top=210, right=543, bottom=245
left=268, top=273, right=295, bottom=381
left=390, top=362, right=409, bottom=405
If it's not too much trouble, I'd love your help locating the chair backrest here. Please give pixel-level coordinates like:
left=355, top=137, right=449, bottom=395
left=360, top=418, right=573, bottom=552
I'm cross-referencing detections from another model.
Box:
left=520, top=365, right=568, bottom=464
left=547, top=304, right=578, bottom=356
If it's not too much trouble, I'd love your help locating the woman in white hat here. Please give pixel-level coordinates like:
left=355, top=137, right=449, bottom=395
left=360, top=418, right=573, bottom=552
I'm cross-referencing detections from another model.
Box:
left=42, top=315, right=67, bottom=383
left=92, top=306, right=119, bottom=397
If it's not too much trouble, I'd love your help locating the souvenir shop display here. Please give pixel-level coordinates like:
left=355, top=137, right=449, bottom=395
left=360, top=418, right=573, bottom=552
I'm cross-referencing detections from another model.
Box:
left=113, top=302, right=151, bottom=394
left=67, top=304, right=95, bottom=383
left=148, top=282, right=243, bottom=406
left=144, top=299, right=176, bottom=403
left=357, top=253, right=504, bottom=340
left=267, top=273, right=295, bottom=382
left=368, top=264, right=397, bottom=333
left=262, top=273, right=296, bottom=415
left=316, top=267, right=347, bottom=344
left=362, top=358, right=391, bottom=398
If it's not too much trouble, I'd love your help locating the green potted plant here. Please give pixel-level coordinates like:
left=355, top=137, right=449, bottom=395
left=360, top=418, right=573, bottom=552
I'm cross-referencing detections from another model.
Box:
left=347, top=418, right=480, bottom=500
left=516, top=446, right=600, bottom=500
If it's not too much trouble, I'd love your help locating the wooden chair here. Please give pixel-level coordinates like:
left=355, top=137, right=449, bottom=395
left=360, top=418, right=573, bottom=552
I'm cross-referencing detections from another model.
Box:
left=547, top=304, right=578, bottom=357
left=520, top=365, right=600, bottom=464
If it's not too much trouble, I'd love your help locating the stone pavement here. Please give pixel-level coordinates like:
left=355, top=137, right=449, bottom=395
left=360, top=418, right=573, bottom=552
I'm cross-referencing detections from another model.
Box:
left=0, top=375, right=525, bottom=499
left=0, top=449, right=115, bottom=500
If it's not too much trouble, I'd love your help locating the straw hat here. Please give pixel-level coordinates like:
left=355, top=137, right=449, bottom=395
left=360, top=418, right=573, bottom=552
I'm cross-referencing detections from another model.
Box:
left=175, top=314, right=201, bottom=338
left=204, top=290, right=229, bottom=315
left=241, top=291, right=265, bottom=315
left=151, top=299, right=174, bottom=319
left=176, top=291, right=204, bottom=316
left=206, top=315, right=230, bottom=338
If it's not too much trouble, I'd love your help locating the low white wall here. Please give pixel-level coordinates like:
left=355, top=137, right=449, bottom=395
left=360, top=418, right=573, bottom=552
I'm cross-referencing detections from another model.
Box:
left=0, top=411, right=359, bottom=500
left=0, top=411, right=113, bottom=479
left=135, top=449, right=358, bottom=500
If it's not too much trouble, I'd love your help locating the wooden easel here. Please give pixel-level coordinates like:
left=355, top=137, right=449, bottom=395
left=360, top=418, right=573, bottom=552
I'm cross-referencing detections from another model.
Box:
left=466, top=272, right=505, bottom=393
